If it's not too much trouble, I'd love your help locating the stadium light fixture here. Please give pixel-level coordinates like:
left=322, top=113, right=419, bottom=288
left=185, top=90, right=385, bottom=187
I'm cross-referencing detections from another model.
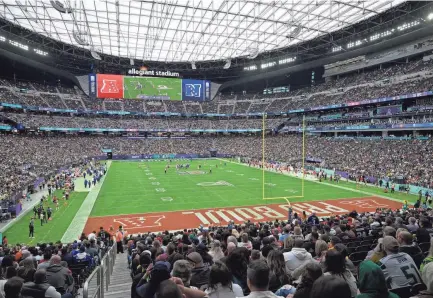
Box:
left=34, top=49, right=48, bottom=56
left=244, top=65, right=257, bottom=71
left=130, top=58, right=134, bottom=66
left=90, top=50, right=102, bottom=60
left=50, top=0, right=72, bottom=13
left=191, top=61, right=196, bottom=70
left=428, top=13, right=433, bottom=20
left=0, top=36, right=5, bottom=42
left=9, top=40, right=28, bottom=50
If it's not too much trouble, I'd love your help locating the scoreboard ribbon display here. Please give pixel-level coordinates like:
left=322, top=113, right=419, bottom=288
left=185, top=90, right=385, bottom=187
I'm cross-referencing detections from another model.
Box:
left=95, top=74, right=210, bottom=101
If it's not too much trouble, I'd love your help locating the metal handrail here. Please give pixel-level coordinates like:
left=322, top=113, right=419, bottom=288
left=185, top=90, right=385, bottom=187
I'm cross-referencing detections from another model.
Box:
left=83, top=243, right=117, bottom=298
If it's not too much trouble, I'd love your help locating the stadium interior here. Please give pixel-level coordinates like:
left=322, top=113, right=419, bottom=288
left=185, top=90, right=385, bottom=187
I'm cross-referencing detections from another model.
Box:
left=0, top=1, right=433, bottom=298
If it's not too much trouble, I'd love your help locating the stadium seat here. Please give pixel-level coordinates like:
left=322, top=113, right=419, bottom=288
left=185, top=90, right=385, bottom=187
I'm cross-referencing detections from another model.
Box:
left=349, top=251, right=368, bottom=266
left=411, top=283, right=427, bottom=296
left=355, top=245, right=371, bottom=252
left=390, top=286, right=412, bottom=298
left=419, top=242, right=430, bottom=253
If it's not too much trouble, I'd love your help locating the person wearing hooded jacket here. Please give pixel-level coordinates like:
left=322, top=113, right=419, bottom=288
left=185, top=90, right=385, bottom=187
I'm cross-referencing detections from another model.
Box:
left=283, top=239, right=313, bottom=276
left=357, top=260, right=399, bottom=298
left=45, top=256, right=74, bottom=295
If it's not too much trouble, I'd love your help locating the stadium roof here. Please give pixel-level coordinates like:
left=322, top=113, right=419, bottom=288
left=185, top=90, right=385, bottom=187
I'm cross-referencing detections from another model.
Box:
left=0, top=0, right=406, bottom=63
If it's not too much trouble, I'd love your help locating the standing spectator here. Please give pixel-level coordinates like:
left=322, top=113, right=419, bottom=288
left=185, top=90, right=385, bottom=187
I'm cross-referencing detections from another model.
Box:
left=243, top=260, right=283, bottom=298
left=283, top=239, right=313, bottom=276
left=29, top=218, right=34, bottom=238
left=292, top=262, right=323, bottom=298
left=378, top=236, right=422, bottom=289
left=204, top=261, right=244, bottom=298
left=238, top=234, right=252, bottom=250
left=357, top=260, right=399, bottom=298
left=323, top=249, right=357, bottom=297
left=186, top=252, right=210, bottom=290
left=116, top=226, right=125, bottom=254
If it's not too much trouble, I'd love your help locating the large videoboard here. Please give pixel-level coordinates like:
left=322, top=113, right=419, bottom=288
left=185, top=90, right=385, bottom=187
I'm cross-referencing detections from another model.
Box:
left=92, top=74, right=210, bottom=101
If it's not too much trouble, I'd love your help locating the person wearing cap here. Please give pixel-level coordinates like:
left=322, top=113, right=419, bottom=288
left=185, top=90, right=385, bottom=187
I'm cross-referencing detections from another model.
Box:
left=243, top=260, right=284, bottom=298
left=186, top=252, right=210, bottom=290
left=377, top=236, right=422, bottom=289
left=21, top=269, right=65, bottom=298
left=136, top=261, right=171, bottom=298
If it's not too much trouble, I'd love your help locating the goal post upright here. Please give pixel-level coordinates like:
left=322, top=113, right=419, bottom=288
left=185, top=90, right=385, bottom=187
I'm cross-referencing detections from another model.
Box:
left=262, top=112, right=265, bottom=201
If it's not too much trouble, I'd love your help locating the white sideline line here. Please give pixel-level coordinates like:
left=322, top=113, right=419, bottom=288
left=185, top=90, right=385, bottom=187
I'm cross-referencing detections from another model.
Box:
left=61, top=161, right=112, bottom=243
left=217, top=158, right=406, bottom=204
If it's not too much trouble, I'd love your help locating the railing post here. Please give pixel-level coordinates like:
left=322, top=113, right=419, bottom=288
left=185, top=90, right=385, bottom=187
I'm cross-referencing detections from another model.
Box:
left=99, top=265, right=104, bottom=298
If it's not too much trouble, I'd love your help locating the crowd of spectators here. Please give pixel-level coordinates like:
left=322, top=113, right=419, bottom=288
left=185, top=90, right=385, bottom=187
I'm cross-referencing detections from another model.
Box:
left=0, top=229, right=111, bottom=298
left=0, top=134, right=432, bottom=203
left=0, top=57, right=432, bottom=116
left=123, top=205, right=433, bottom=298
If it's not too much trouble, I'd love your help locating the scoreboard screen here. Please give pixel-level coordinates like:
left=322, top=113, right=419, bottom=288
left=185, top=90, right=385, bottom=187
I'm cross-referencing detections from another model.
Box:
left=92, top=74, right=210, bottom=101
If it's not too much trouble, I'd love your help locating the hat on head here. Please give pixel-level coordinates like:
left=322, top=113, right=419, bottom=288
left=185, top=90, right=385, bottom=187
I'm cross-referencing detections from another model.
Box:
left=186, top=252, right=203, bottom=265
left=153, top=261, right=171, bottom=272
left=382, top=236, right=399, bottom=252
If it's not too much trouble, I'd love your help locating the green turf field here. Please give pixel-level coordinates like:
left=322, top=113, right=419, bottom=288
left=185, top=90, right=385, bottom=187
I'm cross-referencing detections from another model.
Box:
left=3, top=191, right=87, bottom=245
left=123, top=76, right=182, bottom=100
left=90, top=159, right=415, bottom=217
left=3, top=159, right=419, bottom=245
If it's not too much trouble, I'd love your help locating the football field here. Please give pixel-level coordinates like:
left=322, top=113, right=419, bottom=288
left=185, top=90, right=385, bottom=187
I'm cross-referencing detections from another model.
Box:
left=123, top=77, right=182, bottom=100
left=84, top=159, right=407, bottom=234
left=3, top=159, right=417, bottom=244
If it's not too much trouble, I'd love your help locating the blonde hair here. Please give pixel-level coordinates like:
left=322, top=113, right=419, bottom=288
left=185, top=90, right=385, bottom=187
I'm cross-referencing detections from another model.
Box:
left=315, top=240, right=328, bottom=257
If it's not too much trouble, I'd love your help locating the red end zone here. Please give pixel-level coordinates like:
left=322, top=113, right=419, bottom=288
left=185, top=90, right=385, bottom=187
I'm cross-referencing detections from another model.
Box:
left=83, top=197, right=403, bottom=234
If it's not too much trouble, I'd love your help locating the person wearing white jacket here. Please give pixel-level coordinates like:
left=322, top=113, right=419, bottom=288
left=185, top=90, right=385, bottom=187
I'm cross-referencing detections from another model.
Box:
left=205, top=261, right=244, bottom=298
left=283, top=239, right=313, bottom=276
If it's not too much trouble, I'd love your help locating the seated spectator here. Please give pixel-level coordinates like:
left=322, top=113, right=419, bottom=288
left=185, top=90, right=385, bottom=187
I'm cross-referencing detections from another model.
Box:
left=314, top=240, right=328, bottom=263
left=292, top=262, right=323, bottom=298
left=73, top=246, right=92, bottom=264
left=4, top=277, right=24, bottom=298
left=323, top=249, right=357, bottom=297
left=407, top=217, right=419, bottom=233
left=238, top=233, right=252, bottom=250
left=208, top=240, right=224, bottom=261
left=283, top=239, right=313, bottom=276
left=172, top=260, right=195, bottom=289
left=416, top=218, right=432, bottom=244
left=186, top=252, right=210, bottom=290
left=45, top=256, right=74, bottom=294
left=21, top=269, right=63, bottom=298
left=204, top=261, right=243, bottom=298
left=397, top=231, right=423, bottom=268
left=17, top=258, right=36, bottom=283
left=421, top=238, right=433, bottom=273
left=334, top=244, right=357, bottom=277
left=378, top=236, right=422, bottom=289
left=131, top=253, right=152, bottom=298
left=244, top=260, right=283, bottom=298
left=136, top=261, right=171, bottom=298
left=415, top=262, right=433, bottom=298
left=155, top=279, right=183, bottom=298
left=0, top=267, right=17, bottom=297
left=310, top=275, right=352, bottom=298
left=225, top=248, right=249, bottom=294
left=266, top=250, right=291, bottom=293
left=357, top=260, right=399, bottom=298
left=292, top=227, right=304, bottom=240
left=37, top=249, right=52, bottom=270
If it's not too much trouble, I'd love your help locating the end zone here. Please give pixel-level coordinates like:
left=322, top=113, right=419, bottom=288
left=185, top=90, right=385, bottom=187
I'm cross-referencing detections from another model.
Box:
left=83, top=196, right=403, bottom=234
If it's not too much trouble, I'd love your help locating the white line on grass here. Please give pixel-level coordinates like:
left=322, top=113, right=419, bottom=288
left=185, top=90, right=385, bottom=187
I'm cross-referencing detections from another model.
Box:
left=61, top=161, right=112, bottom=243
left=218, top=158, right=406, bottom=204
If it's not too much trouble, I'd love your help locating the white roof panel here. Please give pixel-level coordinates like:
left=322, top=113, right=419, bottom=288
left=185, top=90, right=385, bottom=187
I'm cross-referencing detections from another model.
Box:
left=0, top=0, right=405, bottom=62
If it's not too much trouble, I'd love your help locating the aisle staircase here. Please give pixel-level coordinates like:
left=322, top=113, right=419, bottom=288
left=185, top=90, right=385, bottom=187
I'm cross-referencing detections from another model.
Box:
left=104, top=254, right=132, bottom=298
